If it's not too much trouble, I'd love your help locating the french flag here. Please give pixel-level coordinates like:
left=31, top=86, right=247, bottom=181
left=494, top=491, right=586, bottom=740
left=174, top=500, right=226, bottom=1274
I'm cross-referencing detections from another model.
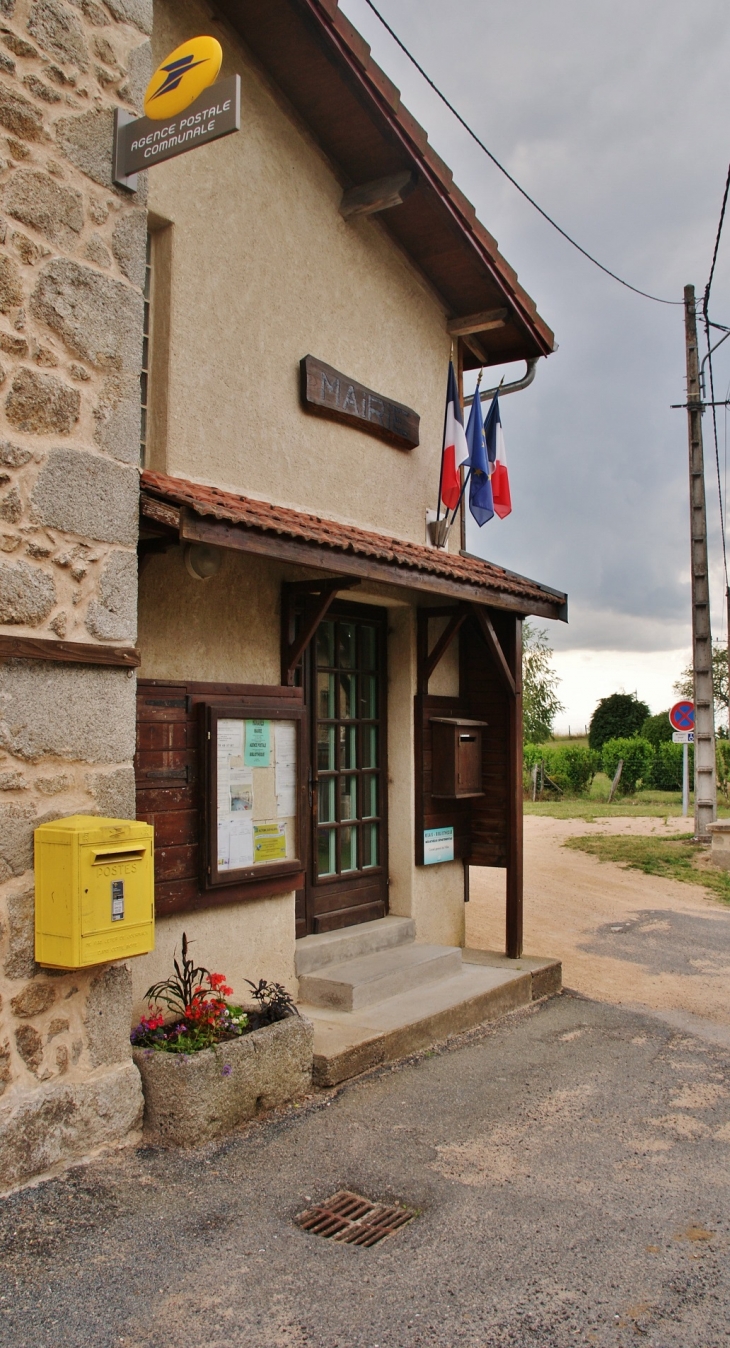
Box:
left=439, top=361, right=469, bottom=511
left=485, top=393, right=511, bottom=518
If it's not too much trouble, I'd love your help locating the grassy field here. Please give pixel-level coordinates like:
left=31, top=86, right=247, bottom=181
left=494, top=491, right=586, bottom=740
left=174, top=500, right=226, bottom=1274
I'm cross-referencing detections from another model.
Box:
left=525, top=769, right=730, bottom=819
left=544, top=733, right=590, bottom=749
left=563, top=832, right=730, bottom=904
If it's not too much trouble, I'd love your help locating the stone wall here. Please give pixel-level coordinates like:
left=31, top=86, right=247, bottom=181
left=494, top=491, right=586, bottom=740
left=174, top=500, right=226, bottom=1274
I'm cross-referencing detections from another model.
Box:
left=0, top=0, right=150, bottom=1192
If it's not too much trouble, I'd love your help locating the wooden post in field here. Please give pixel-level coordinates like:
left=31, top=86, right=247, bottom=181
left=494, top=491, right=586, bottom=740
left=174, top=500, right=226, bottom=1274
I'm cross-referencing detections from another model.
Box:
left=684, top=285, right=717, bottom=839
left=608, top=759, right=623, bottom=803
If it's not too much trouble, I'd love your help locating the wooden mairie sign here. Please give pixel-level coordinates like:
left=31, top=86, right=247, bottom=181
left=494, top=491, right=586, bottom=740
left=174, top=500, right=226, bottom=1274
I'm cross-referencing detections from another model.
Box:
left=300, top=355, right=420, bottom=451
left=113, top=76, right=241, bottom=188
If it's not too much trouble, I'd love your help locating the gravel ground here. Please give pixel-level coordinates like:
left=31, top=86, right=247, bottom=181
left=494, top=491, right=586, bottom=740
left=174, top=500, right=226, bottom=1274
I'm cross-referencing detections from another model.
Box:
left=1, top=991, right=729, bottom=1348
left=467, top=815, right=730, bottom=1028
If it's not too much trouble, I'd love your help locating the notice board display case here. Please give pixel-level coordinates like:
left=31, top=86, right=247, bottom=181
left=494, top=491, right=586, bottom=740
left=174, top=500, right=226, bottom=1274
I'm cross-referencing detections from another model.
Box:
left=135, top=681, right=305, bottom=917
left=203, top=700, right=305, bottom=891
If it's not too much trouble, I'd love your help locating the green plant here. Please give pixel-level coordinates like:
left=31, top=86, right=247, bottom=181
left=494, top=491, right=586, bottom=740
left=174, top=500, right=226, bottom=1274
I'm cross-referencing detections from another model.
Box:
left=600, top=736, right=654, bottom=794
left=132, top=935, right=249, bottom=1053
left=588, top=693, right=650, bottom=751
left=245, top=979, right=300, bottom=1027
left=143, top=932, right=215, bottom=1020
left=522, top=622, right=564, bottom=743
left=524, top=742, right=598, bottom=796
left=675, top=643, right=729, bottom=733
left=650, top=741, right=693, bottom=791
left=717, top=740, right=730, bottom=801
left=548, top=745, right=599, bottom=795
left=641, top=711, right=674, bottom=747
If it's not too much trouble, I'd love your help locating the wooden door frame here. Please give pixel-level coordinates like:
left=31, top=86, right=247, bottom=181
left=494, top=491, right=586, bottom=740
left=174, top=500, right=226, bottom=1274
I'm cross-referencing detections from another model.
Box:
left=302, top=599, right=389, bottom=936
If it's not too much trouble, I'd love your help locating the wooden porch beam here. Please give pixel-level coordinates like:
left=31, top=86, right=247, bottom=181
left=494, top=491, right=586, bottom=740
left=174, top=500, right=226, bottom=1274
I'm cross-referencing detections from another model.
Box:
left=178, top=510, right=564, bottom=620
left=340, top=170, right=416, bottom=219
left=140, top=492, right=180, bottom=532
left=461, top=333, right=490, bottom=365
left=420, top=607, right=466, bottom=694
left=0, top=634, right=140, bottom=668
left=446, top=307, right=508, bottom=338
left=506, top=617, right=524, bottom=959
left=469, top=604, right=517, bottom=697
left=281, top=578, right=359, bottom=684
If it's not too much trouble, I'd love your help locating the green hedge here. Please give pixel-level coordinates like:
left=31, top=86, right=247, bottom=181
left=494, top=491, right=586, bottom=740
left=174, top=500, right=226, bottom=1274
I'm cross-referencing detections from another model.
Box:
left=525, top=736, right=728, bottom=798
left=650, top=741, right=693, bottom=791
left=524, top=744, right=599, bottom=795
left=601, top=737, right=655, bottom=794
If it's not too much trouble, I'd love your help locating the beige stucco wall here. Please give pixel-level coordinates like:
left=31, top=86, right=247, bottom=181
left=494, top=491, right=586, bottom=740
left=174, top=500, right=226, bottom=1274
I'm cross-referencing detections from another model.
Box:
left=147, top=0, right=451, bottom=546
left=138, top=545, right=284, bottom=684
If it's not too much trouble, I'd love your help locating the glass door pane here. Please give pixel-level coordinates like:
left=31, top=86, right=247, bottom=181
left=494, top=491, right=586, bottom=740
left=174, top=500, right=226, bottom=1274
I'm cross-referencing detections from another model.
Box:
left=313, top=611, right=383, bottom=882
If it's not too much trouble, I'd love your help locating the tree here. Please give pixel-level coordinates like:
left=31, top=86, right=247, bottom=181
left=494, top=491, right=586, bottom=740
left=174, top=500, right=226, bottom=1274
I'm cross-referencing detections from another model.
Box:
left=674, top=643, right=729, bottom=734
left=588, top=692, right=650, bottom=751
left=641, top=711, right=674, bottom=747
left=522, top=621, right=564, bottom=743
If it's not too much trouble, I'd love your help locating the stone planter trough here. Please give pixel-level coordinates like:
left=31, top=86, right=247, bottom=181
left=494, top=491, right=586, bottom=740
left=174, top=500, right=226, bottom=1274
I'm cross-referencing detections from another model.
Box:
left=132, top=1013, right=313, bottom=1146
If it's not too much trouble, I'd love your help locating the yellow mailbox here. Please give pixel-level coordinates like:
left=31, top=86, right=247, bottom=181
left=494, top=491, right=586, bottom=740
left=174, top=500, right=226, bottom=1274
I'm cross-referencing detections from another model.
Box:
left=35, top=816, right=155, bottom=969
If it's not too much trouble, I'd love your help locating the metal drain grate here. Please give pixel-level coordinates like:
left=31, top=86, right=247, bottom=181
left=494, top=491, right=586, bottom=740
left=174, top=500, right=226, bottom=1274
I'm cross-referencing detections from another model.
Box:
left=295, top=1189, right=416, bottom=1247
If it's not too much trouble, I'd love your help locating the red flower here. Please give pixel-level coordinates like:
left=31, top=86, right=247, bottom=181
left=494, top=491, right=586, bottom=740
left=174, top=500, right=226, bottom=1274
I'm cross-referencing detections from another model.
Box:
left=209, top=973, right=233, bottom=996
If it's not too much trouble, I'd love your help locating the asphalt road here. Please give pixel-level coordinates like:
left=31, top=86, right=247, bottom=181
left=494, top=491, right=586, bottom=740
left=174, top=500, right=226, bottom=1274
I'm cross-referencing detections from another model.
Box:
left=1, top=992, right=730, bottom=1348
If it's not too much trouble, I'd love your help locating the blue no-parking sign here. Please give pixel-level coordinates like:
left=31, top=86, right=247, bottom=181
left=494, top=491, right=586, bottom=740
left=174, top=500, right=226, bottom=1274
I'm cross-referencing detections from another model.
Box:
left=669, top=700, right=695, bottom=732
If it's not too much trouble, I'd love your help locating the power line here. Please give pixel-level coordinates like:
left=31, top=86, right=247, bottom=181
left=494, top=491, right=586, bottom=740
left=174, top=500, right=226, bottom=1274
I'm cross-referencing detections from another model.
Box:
left=701, top=162, right=730, bottom=598
left=703, top=162, right=730, bottom=321
left=361, top=0, right=683, bottom=306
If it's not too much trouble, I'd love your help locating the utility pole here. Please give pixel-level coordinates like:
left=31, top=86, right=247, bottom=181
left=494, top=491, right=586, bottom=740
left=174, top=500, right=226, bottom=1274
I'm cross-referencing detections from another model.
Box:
left=684, top=284, right=717, bottom=838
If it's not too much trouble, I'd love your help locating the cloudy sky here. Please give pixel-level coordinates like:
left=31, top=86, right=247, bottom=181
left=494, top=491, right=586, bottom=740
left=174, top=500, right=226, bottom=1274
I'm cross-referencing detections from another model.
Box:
left=341, top=0, right=730, bottom=731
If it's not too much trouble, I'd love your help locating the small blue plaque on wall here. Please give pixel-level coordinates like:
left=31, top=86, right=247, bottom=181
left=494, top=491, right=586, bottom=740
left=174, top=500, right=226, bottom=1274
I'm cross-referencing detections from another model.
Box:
left=423, top=826, right=454, bottom=865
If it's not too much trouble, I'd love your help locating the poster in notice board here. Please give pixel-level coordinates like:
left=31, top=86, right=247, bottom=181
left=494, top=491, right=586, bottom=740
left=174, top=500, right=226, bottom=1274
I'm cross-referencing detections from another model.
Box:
left=216, top=718, right=298, bottom=873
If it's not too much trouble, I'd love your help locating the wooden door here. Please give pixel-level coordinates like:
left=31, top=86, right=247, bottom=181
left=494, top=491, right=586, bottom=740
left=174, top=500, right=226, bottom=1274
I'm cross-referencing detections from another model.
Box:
left=303, top=604, right=388, bottom=934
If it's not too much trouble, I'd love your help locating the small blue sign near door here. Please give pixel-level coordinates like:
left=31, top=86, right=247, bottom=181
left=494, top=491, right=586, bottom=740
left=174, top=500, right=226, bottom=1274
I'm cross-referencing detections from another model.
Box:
left=424, top=826, right=454, bottom=865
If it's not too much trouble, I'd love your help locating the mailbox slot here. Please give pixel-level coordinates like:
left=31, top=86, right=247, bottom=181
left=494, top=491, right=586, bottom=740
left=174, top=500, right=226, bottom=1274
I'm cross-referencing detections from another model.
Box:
left=430, top=717, right=488, bottom=799
left=92, top=848, right=146, bottom=865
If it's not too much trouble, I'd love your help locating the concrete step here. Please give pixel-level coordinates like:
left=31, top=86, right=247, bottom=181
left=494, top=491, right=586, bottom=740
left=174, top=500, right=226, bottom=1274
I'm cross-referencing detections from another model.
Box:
left=300, top=962, right=536, bottom=1087
left=295, top=916, right=416, bottom=978
left=462, top=948, right=562, bottom=1001
left=298, top=941, right=462, bottom=1011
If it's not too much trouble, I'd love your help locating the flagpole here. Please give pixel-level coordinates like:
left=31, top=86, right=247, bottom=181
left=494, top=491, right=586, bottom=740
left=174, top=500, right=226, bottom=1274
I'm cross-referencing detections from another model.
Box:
left=435, top=390, right=449, bottom=525
left=448, top=465, right=472, bottom=531
left=435, top=347, right=455, bottom=524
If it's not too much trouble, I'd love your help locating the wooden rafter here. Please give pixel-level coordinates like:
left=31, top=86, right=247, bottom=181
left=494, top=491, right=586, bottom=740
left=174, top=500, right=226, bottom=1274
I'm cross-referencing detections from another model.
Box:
left=340, top=170, right=416, bottom=219
left=446, top=307, right=509, bottom=338
left=0, top=635, right=140, bottom=668
left=470, top=604, right=518, bottom=697
left=419, top=607, right=466, bottom=695
left=281, top=578, right=359, bottom=684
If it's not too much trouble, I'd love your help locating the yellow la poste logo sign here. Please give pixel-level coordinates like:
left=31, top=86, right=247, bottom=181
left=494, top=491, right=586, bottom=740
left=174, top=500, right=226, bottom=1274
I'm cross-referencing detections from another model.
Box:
left=144, top=36, right=223, bottom=121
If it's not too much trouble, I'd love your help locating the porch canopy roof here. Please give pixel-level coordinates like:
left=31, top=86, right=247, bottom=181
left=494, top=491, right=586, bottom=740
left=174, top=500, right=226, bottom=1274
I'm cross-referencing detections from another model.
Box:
left=215, top=0, right=554, bottom=372
left=140, top=470, right=567, bottom=622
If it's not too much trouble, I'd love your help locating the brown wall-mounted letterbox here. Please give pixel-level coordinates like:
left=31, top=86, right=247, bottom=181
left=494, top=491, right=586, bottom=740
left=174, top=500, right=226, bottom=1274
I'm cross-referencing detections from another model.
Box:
left=430, top=718, right=488, bottom=799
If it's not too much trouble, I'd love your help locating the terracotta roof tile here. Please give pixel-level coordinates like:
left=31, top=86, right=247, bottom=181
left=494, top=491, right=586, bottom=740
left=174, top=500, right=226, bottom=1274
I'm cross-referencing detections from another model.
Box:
left=141, top=470, right=566, bottom=617
left=332, top=9, right=371, bottom=68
